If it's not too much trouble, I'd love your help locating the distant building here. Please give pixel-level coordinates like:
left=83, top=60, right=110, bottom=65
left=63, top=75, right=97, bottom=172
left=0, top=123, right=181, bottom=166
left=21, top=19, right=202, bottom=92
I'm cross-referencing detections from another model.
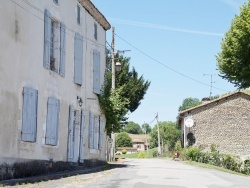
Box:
left=178, top=91, right=250, bottom=160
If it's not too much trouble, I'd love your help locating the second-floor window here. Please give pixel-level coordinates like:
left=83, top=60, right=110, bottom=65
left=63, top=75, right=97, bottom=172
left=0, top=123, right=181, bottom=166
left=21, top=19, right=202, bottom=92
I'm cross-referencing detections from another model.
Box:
left=44, top=9, right=66, bottom=77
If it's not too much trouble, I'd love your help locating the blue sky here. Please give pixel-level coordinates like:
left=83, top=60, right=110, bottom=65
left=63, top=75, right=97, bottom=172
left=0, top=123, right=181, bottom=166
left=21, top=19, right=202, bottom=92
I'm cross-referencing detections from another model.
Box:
left=91, top=0, right=248, bottom=126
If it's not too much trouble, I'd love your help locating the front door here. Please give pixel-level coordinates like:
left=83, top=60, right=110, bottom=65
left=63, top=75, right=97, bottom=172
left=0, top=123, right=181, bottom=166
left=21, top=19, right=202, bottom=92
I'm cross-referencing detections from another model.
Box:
left=67, top=105, right=85, bottom=163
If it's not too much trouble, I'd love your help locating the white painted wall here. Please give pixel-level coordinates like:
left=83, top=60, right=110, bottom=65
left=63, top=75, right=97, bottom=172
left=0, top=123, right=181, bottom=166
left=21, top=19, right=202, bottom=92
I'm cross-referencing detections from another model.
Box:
left=0, top=0, right=109, bottom=164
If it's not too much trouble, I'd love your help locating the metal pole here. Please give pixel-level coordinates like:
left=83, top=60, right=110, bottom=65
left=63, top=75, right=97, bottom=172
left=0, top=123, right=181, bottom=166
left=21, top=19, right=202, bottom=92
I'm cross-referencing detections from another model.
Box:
left=156, top=113, right=161, bottom=155
left=111, top=27, right=115, bottom=90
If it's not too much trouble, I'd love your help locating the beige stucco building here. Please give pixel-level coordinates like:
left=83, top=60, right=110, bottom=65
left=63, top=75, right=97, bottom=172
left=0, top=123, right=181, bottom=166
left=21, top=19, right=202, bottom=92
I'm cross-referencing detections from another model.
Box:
left=178, top=91, right=250, bottom=160
left=0, top=0, right=110, bottom=166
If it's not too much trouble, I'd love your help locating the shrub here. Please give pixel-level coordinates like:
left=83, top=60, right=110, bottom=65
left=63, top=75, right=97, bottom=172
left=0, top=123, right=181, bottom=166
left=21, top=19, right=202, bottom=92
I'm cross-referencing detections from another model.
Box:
left=186, top=147, right=201, bottom=161
left=122, top=149, right=127, bottom=154
left=152, top=150, right=158, bottom=158
left=222, top=155, right=239, bottom=172
left=138, top=151, right=146, bottom=158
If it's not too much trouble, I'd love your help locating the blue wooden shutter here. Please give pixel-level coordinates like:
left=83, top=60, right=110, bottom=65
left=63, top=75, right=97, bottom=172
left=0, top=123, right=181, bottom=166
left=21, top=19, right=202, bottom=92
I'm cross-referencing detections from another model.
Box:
left=67, top=105, right=74, bottom=161
left=89, top=111, right=94, bottom=148
left=93, top=49, right=100, bottom=94
left=45, top=97, right=60, bottom=146
left=99, top=116, right=104, bottom=149
left=43, top=9, right=51, bottom=69
left=74, top=33, right=83, bottom=85
left=93, top=116, right=99, bottom=149
left=59, top=22, right=66, bottom=77
left=22, top=87, right=38, bottom=142
left=79, top=109, right=85, bottom=163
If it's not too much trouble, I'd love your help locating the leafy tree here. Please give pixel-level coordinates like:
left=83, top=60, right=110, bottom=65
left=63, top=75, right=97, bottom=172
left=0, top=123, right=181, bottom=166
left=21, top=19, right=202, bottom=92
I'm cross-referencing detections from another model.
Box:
left=216, top=1, right=250, bottom=89
left=141, top=123, right=152, bottom=134
left=178, top=98, right=201, bottom=111
left=99, top=52, right=150, bottom=135
left=123, top=121, right=142, bottom=134
left=115, top=132, right=133, bottom=147
left=150, top=121, right=181, bottom=151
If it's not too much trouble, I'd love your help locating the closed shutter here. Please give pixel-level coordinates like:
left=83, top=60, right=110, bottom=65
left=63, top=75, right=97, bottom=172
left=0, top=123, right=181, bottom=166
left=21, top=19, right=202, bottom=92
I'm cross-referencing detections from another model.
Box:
left=89, top=111, right=94, bottom=149
left=22, top=87, right=38, bottom=142
left=67, top=105, right=74, bottom=161
left=99, top=116, right=104, bottom=149
left=93, top=49, right=100, bottom=94
left=79, top=109, right=85, bottom=163
left=93, top=116, right=99, bottom=149
left=74, top=33, right=83, bottom=85
left=45, top=97, right=60, bottom=146
left=59, top=22, right=66, bottom=77
left=43, top=9, right=52, bottom=69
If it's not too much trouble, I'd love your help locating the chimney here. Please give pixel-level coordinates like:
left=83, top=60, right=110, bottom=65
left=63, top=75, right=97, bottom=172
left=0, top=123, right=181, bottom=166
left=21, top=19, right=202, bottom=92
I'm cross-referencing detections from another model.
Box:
left=201, top=97, right=210, bottom=104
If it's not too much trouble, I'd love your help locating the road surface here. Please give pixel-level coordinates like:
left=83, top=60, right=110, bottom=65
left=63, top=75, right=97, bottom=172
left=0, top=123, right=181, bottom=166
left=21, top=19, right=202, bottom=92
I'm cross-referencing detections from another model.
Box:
left=8, top=158, right=250, bottom=188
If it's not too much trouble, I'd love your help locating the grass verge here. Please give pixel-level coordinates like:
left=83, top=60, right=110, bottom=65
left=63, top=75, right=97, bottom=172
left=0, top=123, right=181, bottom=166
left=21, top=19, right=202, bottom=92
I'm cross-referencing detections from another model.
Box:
left=185, top=160, right=249, bottom=177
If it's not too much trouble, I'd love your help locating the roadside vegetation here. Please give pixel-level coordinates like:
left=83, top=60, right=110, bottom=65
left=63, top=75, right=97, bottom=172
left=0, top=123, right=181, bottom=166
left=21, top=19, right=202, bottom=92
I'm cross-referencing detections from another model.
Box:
left=116, top=148, right=158, bottom=159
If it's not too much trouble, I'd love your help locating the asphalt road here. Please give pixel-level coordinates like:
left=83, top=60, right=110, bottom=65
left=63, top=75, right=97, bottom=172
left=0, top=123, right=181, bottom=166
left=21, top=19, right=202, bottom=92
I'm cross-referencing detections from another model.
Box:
left=8, top=158, right=250, bottom=188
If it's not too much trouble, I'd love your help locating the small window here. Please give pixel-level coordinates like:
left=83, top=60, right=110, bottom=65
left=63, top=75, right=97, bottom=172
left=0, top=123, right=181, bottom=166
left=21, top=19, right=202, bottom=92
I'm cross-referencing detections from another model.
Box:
left=77, top=5, right=80, bottom=25
left=94, top=23, right=97, bottom=40
left=53, top=0, right=58, bottom=5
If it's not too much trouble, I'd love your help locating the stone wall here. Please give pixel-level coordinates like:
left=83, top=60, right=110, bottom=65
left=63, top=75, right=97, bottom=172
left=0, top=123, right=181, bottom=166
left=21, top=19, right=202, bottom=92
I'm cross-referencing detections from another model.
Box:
left=184, top=93, right=250, bottom=159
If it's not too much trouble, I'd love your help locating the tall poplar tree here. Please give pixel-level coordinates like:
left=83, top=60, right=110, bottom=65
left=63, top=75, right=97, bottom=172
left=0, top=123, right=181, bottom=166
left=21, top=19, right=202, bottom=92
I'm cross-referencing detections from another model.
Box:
left=99, top=52, right=150, bottom=135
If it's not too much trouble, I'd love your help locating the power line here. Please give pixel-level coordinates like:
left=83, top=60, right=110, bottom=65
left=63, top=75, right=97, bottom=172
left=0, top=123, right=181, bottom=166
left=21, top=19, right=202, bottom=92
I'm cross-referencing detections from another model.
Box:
left=114, top=33, right=229, bottom=93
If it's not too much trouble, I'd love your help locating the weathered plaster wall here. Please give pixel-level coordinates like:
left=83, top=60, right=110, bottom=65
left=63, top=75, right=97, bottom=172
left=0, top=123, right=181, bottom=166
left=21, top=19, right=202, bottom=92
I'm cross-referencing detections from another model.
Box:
left=182, top=93, right=250, bottom=159
left=0, top=0, right=108, bottom=164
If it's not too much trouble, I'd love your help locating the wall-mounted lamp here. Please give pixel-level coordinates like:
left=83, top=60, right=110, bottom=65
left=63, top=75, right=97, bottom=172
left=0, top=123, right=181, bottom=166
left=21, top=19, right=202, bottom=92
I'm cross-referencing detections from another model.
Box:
left=77, top=96, right=83, bottom=107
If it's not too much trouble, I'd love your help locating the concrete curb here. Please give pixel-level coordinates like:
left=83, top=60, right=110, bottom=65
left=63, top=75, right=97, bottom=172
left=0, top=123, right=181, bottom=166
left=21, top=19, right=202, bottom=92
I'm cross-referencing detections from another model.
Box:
left=0, top=165, right=108, bottom=186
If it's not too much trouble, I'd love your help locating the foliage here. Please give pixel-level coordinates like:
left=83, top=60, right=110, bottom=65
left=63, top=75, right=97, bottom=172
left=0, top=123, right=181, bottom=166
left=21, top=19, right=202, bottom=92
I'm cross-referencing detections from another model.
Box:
left=141, top=123, right=152, bottom=134
left=216, top=1, right=250, bottom=89
left=99, top=87, right=129, bottom=135
left=99, top=52, right=150, bottom=135
left=150, top=121, right=181, bottom=151
left=174, top=140, right=182, bottom=153
left=115, top=132, right=133, bottom=148
left=178, top=98, right=201, bottom=111
left=138, top=151, right=146, bottom=158
left=122, top=149, right=127, bottom=154
left=152, top=150, right=158, bottom=158
left=116, top=148, right=157, bottom=159
left=186, top=147, right=202, bottom=161
left=123, top=121, right=143, bottom=134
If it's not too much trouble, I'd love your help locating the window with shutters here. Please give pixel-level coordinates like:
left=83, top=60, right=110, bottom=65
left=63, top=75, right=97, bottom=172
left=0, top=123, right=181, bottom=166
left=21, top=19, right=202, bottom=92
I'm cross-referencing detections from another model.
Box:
left=45, top=97, right=60, bottom=146
left=94, top=23, right=97, bottom=40
left=22, top=87, right=38, bottom=142
left=93, top=49, right=100, bottom=94
left=44, top=9, right=66, bottom=77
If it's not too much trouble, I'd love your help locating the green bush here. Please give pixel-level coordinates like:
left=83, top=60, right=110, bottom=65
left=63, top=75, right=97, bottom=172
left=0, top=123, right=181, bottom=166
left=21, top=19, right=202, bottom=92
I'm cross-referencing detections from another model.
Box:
left=186, top=147, right=202, bottom=161
left=138, top=151, right=146, bottom=158
left=122, top=149, right=127, bottom=154
left=152, top=150, right=158, bottom=157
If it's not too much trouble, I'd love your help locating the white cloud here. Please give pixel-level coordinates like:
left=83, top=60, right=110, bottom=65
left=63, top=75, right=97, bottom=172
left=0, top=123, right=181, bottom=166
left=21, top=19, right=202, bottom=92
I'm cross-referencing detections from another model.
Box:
left=108, top=18, right=223, bottom=37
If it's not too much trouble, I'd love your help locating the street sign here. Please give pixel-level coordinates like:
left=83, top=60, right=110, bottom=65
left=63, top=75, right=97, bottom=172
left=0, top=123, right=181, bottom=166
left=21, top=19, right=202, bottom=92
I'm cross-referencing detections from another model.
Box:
left=185, top=117, right=194, bottom=128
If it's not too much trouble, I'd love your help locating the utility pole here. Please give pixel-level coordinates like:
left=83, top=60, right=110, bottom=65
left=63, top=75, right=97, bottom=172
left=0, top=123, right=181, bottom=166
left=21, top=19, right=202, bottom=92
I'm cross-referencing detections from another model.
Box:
left=111, top=27, right=115, bottom=90
left=156, top=113, right=161, bottom=155
left=143, top=122, right=148, bottom=155
left=204, top=74, right=216, bottom=99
